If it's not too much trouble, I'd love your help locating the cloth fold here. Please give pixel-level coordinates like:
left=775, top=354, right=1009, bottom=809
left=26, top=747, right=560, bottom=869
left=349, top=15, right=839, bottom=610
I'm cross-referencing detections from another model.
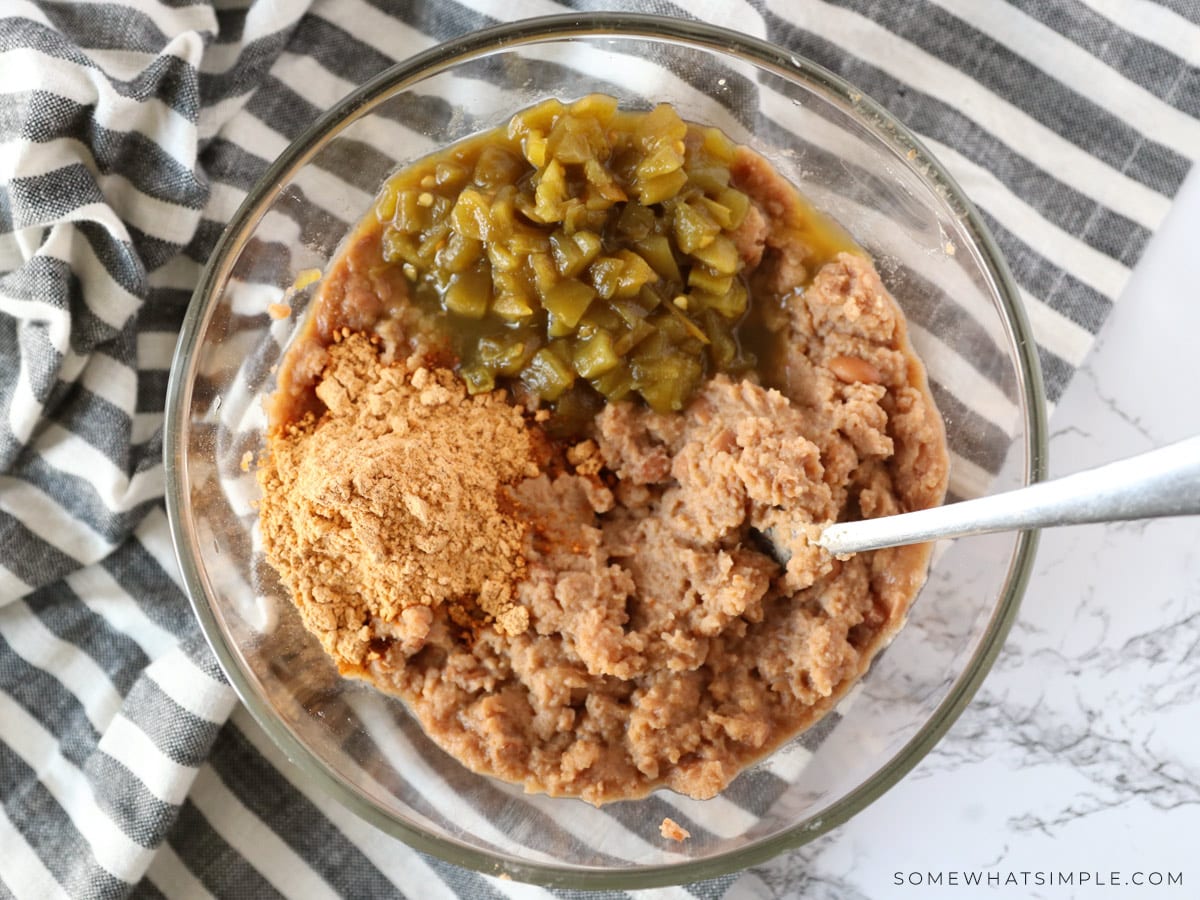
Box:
left=0, top=1, right=1196, bottom=897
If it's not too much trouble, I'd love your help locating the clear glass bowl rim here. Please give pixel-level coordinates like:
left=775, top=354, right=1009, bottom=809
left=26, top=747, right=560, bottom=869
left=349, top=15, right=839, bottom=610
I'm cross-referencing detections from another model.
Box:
left=164, top=12, right=1049, bottom=890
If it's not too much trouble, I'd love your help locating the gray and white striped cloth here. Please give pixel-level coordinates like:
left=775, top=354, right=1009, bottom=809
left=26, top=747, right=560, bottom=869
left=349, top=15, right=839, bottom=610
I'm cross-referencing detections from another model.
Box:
left=1, top=0, right=1196, bottom=897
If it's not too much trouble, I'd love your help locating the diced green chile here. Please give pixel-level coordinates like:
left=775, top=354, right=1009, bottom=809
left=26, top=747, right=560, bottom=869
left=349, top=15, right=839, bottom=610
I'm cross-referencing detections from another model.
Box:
left=360, top=94, right=847, bottom=420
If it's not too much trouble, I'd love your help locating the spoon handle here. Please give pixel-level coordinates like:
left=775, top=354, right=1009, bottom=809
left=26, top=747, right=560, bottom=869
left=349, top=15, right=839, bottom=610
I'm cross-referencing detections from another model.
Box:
left=818, top=435, right=1200, bottom=556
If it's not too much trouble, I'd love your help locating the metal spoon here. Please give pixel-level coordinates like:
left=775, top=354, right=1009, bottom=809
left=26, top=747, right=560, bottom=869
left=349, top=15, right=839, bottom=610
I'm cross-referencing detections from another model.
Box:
left=810, top=435, right=1200, bottom=557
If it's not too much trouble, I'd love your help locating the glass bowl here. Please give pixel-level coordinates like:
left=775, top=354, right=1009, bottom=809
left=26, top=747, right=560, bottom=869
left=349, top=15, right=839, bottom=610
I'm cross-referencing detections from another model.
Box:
left=164, top=13, right=1046, bottom=889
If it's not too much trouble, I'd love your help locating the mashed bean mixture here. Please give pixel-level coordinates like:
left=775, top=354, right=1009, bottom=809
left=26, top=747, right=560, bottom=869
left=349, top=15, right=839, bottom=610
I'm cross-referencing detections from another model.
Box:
left=258, top=101, right=948, bottom=805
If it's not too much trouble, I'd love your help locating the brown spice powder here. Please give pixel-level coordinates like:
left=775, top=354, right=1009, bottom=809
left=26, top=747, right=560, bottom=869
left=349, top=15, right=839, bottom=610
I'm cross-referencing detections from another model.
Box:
left=257, top=333, right=545, bottom=672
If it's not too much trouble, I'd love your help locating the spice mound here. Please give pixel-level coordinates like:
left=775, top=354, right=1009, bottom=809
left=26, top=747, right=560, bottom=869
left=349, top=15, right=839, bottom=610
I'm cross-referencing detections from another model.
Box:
left=258, top=334, right=545, bottom=662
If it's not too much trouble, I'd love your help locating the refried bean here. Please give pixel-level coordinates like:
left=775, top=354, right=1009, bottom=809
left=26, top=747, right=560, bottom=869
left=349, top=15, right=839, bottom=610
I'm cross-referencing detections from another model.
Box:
left=257, top=100, right=949, bottom=805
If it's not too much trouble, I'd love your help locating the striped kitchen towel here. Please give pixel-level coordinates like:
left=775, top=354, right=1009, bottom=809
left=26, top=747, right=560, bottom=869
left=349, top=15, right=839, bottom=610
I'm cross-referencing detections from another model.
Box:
left=0, top=1, right=1196, bottom=898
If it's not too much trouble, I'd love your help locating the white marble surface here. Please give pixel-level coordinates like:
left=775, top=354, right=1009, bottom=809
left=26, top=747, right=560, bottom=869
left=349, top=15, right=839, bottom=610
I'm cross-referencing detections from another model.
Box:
left=729, top=167, right=1200, bottom=900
